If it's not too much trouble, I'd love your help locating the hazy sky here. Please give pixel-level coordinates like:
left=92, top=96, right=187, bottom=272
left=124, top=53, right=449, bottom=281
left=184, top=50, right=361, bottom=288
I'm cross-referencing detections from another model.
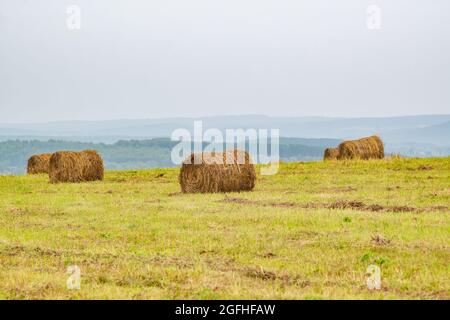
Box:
left=0, top=0, right=449, bottom=123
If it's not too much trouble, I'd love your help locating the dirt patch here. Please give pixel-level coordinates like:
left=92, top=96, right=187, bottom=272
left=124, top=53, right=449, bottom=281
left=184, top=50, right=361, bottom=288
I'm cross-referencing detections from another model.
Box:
left=220, top=197, right=448, bottom=213
left=261, top=252, right=277, bottom=258
left=296, top=230, right=320, bottom=237
left=138, top=255, right=194, bottom=269
left=327, top=200, right=365, bottom=210
left=366, top=204, right=385, bottom=212
left=243, top=267, right=311, bottom=287
left=221, top=197, right=303, bottom=208
left=245, top=267, right=277, bottom=281
left=116, top=274, right=165, bottom=288
left=269, top=202, right=299, bottom=208
left=327, top=201, right=419, bottom=213
left=33, top=247, right=61, bottom=257
left=371, top=234, right=391, bottom=246
left=389, top=206, right=416, bottom=213
left=222, top=197, right=255, bottom=205
left=0, top=242, right=63, bottom=257
left=6, top=282, right=59, bottom=300
left=0, top=243, right=26, bottom=257
left=202, top=255, right=309, bottom=287
left=428, top=205, right=449, bottom=211
left=8, top=207, right=30, bottom=215
left=199, top=250, right=217, bottom=255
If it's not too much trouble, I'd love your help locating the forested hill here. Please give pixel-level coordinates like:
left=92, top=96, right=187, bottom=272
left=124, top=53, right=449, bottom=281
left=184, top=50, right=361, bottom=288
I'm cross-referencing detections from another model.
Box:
left=0, top=138, right=337, bottom=174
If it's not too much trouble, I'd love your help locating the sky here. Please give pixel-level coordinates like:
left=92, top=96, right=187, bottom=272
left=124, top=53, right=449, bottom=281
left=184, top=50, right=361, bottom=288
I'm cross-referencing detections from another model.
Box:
left=0, top=0, right=449, bottom=123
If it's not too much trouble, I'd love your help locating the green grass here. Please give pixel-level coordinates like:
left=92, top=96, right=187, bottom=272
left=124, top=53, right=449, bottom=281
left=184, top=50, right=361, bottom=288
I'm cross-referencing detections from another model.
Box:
left=0, top=157, right=449, bottom=300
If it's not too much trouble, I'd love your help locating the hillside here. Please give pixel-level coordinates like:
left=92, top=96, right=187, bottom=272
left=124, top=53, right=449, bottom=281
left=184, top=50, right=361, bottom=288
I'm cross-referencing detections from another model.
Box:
left=0, top=158, right=448, bottom=299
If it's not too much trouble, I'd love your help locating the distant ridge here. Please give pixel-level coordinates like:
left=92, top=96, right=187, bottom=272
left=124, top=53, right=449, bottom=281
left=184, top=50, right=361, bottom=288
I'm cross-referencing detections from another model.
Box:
left=384, top=120, right=450, bottom=146
left=0, top=115, right=449, bottom=147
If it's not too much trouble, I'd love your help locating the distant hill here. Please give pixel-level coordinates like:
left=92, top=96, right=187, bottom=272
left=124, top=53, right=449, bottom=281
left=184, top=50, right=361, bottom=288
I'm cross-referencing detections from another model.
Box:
left=1, top=115, right=449, bottom=142
left=384, top=121, right=450, bottom=146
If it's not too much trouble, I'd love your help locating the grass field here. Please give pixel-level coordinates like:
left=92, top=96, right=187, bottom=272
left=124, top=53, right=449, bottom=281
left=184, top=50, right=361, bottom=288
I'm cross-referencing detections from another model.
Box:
left=0, top=157, right=449, bottom=299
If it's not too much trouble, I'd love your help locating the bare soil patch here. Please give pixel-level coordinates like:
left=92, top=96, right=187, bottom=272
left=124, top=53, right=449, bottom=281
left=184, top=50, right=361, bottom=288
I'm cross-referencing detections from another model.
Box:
left=220, top=198, right=448, bottom=213
left=371, top=234, right=391, bottom=246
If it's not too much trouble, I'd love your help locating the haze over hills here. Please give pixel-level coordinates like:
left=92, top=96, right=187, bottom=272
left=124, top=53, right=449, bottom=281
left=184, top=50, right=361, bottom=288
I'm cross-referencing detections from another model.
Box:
left=383, top=120, right=450, bottom=146
left=1, top=114, right=449, bottom=145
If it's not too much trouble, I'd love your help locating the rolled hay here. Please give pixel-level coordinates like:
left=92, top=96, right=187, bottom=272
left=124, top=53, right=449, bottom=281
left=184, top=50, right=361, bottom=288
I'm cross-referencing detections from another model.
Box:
left=323, top=147, right=339, bottom=160
left=49, top=150, right=104, bottom=183
left=179, top=149, right=256, bottom=193
left=337, top=135, right=384, bottom=160
left=27, top=153, right=52, bottom=174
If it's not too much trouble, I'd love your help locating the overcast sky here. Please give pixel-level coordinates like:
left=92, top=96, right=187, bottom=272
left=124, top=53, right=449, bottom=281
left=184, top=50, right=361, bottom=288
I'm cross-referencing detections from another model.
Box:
left=0, top=0, right=449, bottom=123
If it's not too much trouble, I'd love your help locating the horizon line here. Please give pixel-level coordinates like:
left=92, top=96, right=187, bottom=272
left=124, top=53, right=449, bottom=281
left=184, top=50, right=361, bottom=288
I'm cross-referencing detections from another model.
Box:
left=1, top=113, right=450, bottom=126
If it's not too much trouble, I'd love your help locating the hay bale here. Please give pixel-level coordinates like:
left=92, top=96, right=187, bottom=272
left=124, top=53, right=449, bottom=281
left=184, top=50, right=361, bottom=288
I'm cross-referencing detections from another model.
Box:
left=323, top=147, right=339, bottom=160
left=27, top=153, right=52, bottom=174
left=49, top=150, right=104, bottom=183
left=179, top=149, right=256, bottom=193
left=338, top=135, right=384, bottom=160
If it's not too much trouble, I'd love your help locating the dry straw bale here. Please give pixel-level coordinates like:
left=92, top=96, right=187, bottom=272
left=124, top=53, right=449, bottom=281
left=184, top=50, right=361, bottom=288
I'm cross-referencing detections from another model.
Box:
left=338, top=135, right=384, bottom=160
left=27, top=153, right=52, bottom=174
left=323, top=147, right=339, bottom=160
left=49, top=150, right=104, bottom=183
left=179, top=149, right=256, bottom=193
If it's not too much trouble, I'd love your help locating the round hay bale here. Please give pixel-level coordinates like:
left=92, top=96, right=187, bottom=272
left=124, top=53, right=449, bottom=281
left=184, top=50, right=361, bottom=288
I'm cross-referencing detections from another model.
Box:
left=337, top=135, right=384, bottom=160
left=49, top=150, right=104, bottom=183
left=323, top=147, right=339, bottom=160
left=27, top=153, right=52, bottom=174
left=179, top=149, right=256, bottom=193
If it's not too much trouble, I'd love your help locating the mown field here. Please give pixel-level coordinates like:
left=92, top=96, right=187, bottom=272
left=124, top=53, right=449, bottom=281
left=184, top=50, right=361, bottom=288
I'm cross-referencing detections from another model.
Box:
left=0, top=157, right=449, bottom=299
